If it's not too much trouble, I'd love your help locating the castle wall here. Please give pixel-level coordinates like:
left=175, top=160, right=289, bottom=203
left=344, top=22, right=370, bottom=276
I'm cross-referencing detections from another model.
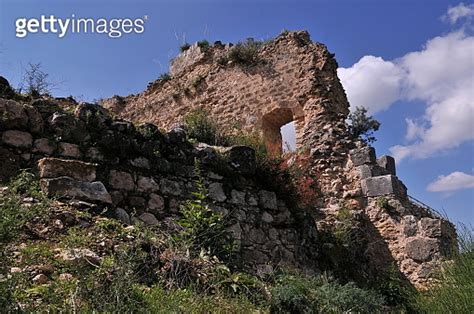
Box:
left=102, top=31, right=350, bottom=155
left=0, top=98, right=319, bottom=274
left=1, top=30, right=458, bottom=289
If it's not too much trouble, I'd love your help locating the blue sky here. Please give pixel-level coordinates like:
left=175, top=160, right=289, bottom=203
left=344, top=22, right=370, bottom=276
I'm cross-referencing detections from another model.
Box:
left=1, top=0, right=473, bottom=225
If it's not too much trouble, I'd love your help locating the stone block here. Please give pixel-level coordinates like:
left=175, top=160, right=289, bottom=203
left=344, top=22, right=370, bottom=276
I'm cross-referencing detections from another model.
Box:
left=1, top=130, right=32, bottom=148
left=377, top=155, right=396, bottom=175
left=148, top=193, right=165, bottom=213
left=208, top=182, right=226, bottom=202
left=350, top=146, right=376, bottom=166
left=160, top=178, right=182, bottom=196
left=405, top=237, right=439, bottom=262
left=357, top=164, right=388, bottom=179
left=40, top=177, right=112, bottom=204
left=419, top=218, right=442, bottom=238
left=109, top=170, right=135, bottom=191
left=138, top=212, right=159, bottom=226
left=402, top=215, right=418, bottom=237
left=59, top=142, right=81, bottom=158
left=230, top=190, right=246, bottom=205
left=361, top=175, right=406, bottom=197
left=130, top=157, right=150, bottom=169
left=137, top=176, right=159, bottom=192
left=33, top=138, right=55, bottom=155
left=258, top=190, right=278, bottom=210
left=38, top=158, right=96, bottom=182
left=24, top=104, right=43, bottom=134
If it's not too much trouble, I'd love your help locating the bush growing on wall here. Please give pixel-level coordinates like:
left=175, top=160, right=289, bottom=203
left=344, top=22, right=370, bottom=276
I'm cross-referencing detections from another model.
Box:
left=348, top=106, right=381, bottom=143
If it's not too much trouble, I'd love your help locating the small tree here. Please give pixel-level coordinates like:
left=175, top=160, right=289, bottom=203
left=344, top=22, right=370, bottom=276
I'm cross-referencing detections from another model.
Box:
left=20, top=62, right=51, bottom=96
left=348, top=106, right=381, bottom=143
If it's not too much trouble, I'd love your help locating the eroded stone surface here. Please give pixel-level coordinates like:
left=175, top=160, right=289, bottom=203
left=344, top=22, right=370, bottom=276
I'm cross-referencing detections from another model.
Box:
left=38, top=158, right=96, bottom=182
left=405, top=237, right=439, bottom=262
left=109, top=170, right=135, bottom=191
left=40, top=177, right=112, bottom=204
left=2, top=130, right=33, bottom=148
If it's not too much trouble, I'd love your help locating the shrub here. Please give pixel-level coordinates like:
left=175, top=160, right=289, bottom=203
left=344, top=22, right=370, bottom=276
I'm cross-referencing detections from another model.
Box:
left=176, top=163, right=234, bottom=262
left=143, top=285, right=263, bottom=313
left=348, top=106, right=381, bottom=143
left=197, top=40, right=210, bottom=51
left=159, top=72, right=171, bottom=82
left=316, top=281, right=385, bottom=313
left=183, top=109, right=268, bottom=158
left=270, top=272, right=385, bottom=313
left=184, top=108, right=223, bottom=146
left=192, top=75, right=206, bottom=88
left=376, top=196, right=390, bottom=210
left=270, top=273, right=319, bottom=313
left=228, top=38, right=264, bottom=65
left=19, top=62, right=52, bottom=96
left=376, top=267, right=417, bottom=309
left=180, top=42, right=191, bottom=52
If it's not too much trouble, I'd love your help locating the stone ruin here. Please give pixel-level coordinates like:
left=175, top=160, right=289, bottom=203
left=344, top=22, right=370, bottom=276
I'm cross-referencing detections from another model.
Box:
left=0, top=31, right=457, bottom=289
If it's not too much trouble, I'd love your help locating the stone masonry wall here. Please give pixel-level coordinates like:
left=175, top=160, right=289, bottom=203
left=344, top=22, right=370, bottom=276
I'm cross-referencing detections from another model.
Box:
left=1, top=30, right=458, bottom=289
left=0, top=97, right=319, bottom=275
left=102, top=31, right=350, bottom=156
left=346, top=146, right=457, bottom=288
left=100, top=31, right=457, bottom=289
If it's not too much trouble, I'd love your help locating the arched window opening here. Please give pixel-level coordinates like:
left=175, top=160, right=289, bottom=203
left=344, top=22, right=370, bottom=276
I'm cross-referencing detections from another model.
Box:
left=262, top=108, right=301, bottom=156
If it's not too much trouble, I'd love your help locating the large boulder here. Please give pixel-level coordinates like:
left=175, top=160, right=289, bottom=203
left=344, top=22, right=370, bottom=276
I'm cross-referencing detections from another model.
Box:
left=40, top=177, right=112, bottom=204
left=38, top=158, right=97, bottom=182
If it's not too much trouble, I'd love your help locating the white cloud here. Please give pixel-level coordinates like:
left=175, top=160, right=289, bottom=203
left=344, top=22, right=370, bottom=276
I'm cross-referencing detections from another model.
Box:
left=339, top=7, right=474, bottom=162
left=442, top=2, right=474, bottom=25
left=390, top=30, right=474, bottom=161
left=405, top=118, right=425, bottom=141
left=338, top=56, right=403, bottom=114
left=427, top=171, right=474, bottom=192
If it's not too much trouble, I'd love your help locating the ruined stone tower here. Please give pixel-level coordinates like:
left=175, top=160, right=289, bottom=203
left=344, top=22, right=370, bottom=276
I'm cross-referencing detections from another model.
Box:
left=102, top=31, right=457, bottom=289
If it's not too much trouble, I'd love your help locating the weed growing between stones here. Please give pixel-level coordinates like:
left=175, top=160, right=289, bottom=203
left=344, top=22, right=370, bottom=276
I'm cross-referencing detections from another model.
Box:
left=175, top=162, right=235, bottom=263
